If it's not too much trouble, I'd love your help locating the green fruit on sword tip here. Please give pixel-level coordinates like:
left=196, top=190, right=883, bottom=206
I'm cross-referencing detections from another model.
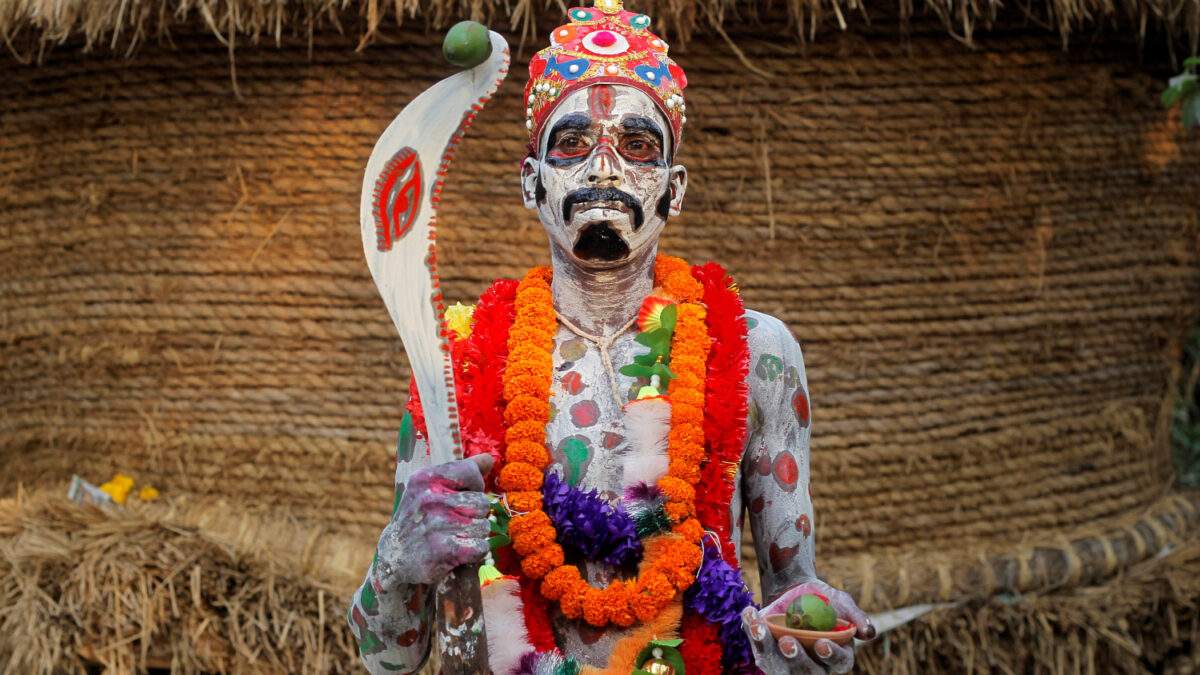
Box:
left=443, top=21, right=492, bottom=68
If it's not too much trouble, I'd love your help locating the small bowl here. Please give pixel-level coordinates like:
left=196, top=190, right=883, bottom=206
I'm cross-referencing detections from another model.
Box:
left=764, top=615, right=857, bottom=650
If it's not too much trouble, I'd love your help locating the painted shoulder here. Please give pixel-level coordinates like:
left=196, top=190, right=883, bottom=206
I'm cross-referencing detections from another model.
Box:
left=741, top=308, right=808, bottom=414
left=739, top=309, right=796, bottom=343
left=743, top=308, right=803, bottom=361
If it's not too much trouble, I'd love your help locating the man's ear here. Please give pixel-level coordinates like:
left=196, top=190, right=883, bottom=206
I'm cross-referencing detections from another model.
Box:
left=667, top=164, right=688, bottom=217
left=521, top=157, right=540, bottom=209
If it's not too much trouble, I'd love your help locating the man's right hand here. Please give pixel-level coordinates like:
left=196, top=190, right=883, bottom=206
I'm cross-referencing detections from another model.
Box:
left=374, top=454, right=495, bottom=588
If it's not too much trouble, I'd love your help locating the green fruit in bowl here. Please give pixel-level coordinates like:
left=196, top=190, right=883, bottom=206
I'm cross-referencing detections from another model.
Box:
left=785, top=593, right=837, bottom=631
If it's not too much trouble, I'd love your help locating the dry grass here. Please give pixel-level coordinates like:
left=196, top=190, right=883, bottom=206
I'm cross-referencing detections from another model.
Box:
left=0, top=0, right=1197, bottom=60
left=0, top=488, right=362, bottom=674
left=854, top=530, right=1200, bottom=673
left=4, top=486, right=1199, bottom=673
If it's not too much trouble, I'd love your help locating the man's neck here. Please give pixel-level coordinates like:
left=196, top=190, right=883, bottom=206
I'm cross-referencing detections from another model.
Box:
left=548, top=245, right=657, bottom=337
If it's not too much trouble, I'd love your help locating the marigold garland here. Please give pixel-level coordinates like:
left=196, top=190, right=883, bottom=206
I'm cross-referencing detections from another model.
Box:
left=501, top=256, right=710, bottom=628
left=408, top=256, right=753, bottom=667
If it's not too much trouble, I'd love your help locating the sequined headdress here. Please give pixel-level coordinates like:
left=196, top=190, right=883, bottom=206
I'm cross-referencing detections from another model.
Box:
left=525, top=0, right=688, bottom=155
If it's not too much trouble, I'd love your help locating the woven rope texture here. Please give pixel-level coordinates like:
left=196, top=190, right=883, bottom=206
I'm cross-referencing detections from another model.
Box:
left=2, top=11, right=1198, bottom=573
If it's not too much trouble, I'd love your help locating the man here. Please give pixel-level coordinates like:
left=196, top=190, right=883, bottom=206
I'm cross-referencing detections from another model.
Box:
left=348, top=2, right=874, bottom=672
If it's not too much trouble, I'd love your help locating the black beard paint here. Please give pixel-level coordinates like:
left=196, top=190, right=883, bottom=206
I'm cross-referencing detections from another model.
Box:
left=573, top=222, right=631, bottom=261
left=561, top=187, right=645, bottom=231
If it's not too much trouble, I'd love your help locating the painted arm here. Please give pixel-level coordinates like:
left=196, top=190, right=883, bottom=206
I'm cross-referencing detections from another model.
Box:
left=738, top=312, right=875, bottom=674
left=346, top=412, right=493, bottom=674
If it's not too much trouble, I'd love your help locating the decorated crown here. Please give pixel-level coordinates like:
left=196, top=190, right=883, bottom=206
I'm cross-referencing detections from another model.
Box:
left=525, top=0, right=688, bottom=155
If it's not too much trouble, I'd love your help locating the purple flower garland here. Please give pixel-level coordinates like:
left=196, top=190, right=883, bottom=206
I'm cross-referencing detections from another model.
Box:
left=539, top=475, right=759, bottom=671
left=541, top=471, right=642, bottom=567
left=684, top=540, right=759, bottom=672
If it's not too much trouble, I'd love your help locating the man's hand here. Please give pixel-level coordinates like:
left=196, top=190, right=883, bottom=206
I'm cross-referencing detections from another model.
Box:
left=374, top=454, right=494, bottom=589
left=741, top=579, right=876, bottom=674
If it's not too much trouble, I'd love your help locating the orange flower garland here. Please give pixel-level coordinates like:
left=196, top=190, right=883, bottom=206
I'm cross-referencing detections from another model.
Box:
left=501, top=255, right=711, bottom=628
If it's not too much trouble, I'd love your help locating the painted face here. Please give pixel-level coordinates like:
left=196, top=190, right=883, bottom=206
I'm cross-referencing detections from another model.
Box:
left=522, top=85, right=687, bottom=269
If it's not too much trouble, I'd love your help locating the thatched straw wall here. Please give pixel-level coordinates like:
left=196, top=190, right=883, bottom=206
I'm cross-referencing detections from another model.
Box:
left=1, top=0, right=1198, bottom=56
left=2, top=1, right=1200, bottom=671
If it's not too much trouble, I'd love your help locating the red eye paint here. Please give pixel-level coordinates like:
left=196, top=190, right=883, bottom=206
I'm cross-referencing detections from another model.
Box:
left=547, top=135, right=591, bottom=163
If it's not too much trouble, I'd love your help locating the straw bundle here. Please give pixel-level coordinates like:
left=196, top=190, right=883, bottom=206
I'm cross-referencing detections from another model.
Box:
left=3, top=489, right=1198, bottom=673
left=851, top=533, right=1200, bottom=674
left=0, top=489, right=361, bottom=674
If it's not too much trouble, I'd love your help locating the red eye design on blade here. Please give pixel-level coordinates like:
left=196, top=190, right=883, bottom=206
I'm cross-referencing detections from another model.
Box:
left=373, top=147, right=423, bottom=251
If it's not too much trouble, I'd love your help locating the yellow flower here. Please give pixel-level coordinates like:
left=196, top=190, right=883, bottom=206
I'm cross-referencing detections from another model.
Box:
left=139, top=486, right=159, bottom=501
left=446, top=302, right=477, bottom=340
left=99, top=474, right=138, bottom=504
left=100, top=481, right=131, bottom=504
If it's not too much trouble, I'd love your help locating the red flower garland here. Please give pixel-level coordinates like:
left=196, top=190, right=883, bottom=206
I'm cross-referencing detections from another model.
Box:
left=691, top=262, right=751, bottom=568
left=408, top=279, right=518, bottom=487
left=454, top=279, right=520, bottom=486
left=678, top=611, right=725, bottom=675
left=520, top=577, right=560, bottom=654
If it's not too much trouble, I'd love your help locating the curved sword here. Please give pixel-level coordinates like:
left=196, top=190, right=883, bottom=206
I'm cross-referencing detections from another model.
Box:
left=360, top=27, right=509, bottom=674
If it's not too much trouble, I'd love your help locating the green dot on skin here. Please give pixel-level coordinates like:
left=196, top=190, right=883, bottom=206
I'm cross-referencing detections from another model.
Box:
left=443, top=21, right=492, bottom=68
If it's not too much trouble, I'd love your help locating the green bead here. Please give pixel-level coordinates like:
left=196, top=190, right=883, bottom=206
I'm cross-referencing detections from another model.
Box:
left=443, top=21, right=492, bottom=68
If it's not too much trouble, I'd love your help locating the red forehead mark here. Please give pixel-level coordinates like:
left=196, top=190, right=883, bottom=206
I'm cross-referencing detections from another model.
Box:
left=588, top=85, right=615, bottom=118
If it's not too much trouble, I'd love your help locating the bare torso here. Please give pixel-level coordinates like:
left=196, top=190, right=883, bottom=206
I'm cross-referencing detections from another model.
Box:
left=540, top=310, right=813, bottom=664
left=346, top=304, right=816, bottom=672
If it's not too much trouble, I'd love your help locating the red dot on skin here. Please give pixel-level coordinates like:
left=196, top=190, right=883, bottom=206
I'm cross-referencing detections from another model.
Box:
left=769, top=543, right=800, bottom=573
left=774, top=452, right=800, bottom=489
left=795, top=514, right=811, bottom=536
left=397, top=628, right=420, bottom=646
left=570, top=400, right=600, bottom=427
left=579, top=623, right=607, bottom=645
left=562, top=371, right=586, bottom=395
left=793, top=390, right=810, bottom=423
left=592, top=30, right=617, bottom=47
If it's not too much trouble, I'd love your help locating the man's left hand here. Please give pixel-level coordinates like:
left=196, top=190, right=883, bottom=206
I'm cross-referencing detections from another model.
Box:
left=740, top=579, right=876, bottom=674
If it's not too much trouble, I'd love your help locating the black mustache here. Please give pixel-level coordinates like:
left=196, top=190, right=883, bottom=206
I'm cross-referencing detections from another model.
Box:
left=561, top=187, right=645, bottom=231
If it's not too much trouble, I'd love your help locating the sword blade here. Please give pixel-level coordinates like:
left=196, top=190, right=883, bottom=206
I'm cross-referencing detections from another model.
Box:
left=359, top=31, right=510, bottom=465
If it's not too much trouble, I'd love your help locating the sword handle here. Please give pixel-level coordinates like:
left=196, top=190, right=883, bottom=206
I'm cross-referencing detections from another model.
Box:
left=436, top=564, right=489, bottom=673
